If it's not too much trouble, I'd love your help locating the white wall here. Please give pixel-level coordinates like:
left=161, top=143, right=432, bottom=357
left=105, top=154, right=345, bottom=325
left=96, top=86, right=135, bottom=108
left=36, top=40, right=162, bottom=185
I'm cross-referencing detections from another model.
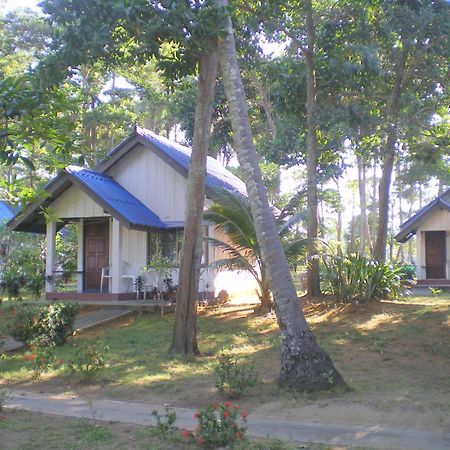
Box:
left=416, top=207, right=450, bottom=279
left=51, top=185, right=108, bottom=219
left=107, top=144, right=187, bottom=222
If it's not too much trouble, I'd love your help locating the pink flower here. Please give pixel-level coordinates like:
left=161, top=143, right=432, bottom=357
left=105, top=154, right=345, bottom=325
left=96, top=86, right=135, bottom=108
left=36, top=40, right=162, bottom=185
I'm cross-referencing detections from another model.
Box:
left=194, top=412, right=200, bottom=419
left=241, top=411, right=249, bottom=418
left=223, top=411, right=229, bottom=418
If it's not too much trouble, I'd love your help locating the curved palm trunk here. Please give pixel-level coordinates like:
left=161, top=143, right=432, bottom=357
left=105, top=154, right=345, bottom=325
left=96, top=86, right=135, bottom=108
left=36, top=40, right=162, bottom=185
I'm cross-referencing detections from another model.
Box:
left=168, top=47, right=218, bottom=358
left=216, top=0, right=347, bottom=391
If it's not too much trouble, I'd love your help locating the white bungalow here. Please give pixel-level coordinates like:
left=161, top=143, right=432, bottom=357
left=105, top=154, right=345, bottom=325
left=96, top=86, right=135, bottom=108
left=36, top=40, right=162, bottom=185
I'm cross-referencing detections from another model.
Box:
left=395, top=189, right=450, bottom=286
left=8, top=127, right=249, bottom=301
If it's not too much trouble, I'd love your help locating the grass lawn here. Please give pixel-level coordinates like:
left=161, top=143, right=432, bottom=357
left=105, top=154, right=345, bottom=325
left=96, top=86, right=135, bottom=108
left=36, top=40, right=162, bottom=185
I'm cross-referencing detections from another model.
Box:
left=1, top=294, right=449, bottom=437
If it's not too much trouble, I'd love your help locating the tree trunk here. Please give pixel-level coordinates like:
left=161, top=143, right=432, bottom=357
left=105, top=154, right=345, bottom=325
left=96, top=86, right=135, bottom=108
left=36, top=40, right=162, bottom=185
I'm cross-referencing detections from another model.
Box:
left=303, top=0, right=321, bottom=297
left=168, top=47, right=219, bottom=358
left=216, top=0, right=347, bottom=392
left=373, top=48, right=409, bottom=262
left=357, top=156, right=372, bottom=255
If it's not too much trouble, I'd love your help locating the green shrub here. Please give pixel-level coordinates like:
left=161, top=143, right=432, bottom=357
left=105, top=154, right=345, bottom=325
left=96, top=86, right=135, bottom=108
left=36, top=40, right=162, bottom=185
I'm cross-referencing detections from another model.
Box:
left=214, top=353, right=258, bottom=398
left=67, top=342, right=108, bottom=382
left=10, top=302, right=79, bottom=345
left=183, top=401, right=247, bottom=447
left=322, top=251, right=407, bottom=303
left=151, top=407, right=177, bottom=437
left=27, top=336, right=56, bottom=378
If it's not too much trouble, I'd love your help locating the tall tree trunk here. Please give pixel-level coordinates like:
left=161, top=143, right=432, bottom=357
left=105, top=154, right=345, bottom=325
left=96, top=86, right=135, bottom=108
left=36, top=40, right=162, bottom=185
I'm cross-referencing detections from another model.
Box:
left=168, top=47, right=218, bottom=358
left=396, top=160, right=405, bottom=261
left=357, top=156, right=372, bottom=255
left=373, top=48, right=409, bottom=262
left=303, top=0, right=321, bottom=296
left=370, top=159, right=378, bottom=252
left=216, top=0, right=347, bottom=392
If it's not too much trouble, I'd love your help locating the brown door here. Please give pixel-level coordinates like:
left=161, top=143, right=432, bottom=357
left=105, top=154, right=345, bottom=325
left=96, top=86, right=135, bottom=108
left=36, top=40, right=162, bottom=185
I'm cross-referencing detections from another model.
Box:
left=425, top=231, right=446, bottom=279
left=84, top=220, right=109, bottom=291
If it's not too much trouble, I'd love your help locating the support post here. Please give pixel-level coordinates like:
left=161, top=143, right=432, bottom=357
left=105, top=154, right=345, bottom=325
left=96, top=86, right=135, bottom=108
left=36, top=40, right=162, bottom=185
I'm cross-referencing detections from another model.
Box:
left=45, top=220, right=57, bottom=293
left=77, top=219, right=84, bottom=292
left=111, top=218, right=122, bottom=293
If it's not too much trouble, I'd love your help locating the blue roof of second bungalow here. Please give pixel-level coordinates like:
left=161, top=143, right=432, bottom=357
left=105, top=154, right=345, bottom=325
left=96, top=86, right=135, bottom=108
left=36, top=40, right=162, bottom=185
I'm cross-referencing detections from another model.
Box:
left=0, top=201, right=16, bottom=224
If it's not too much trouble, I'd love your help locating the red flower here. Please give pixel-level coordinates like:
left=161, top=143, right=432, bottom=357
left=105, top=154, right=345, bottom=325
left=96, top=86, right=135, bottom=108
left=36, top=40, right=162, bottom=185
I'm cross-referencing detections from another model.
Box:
left=181, top=430, right=191, bottom=439
left=241, top=411, right=249, bottom=418
left=223, top=411, right=229, bottom=418
left=224, top=401, right=232, bottom=407
left=194, top=412, right=200, bottom=419
left=24, top=354, right=36, bottom=361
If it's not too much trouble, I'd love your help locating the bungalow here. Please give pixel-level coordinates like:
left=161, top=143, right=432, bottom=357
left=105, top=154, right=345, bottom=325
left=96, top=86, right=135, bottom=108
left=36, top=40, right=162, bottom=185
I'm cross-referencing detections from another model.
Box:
left=8, top=126, right=249, bottom=301
left=395, top=188, right=450, bottom=286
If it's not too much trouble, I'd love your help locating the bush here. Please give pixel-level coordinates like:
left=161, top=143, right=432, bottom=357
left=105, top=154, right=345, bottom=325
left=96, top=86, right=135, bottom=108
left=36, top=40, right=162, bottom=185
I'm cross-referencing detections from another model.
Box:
left=183, top=401, right=247, bottom=448
left=322, top=251, right=408, bottom=303
left=10, top=302, right=79, bottom=345
left=151, top=407, right=177, bottom=437
left=26, top=336, right=56, bottom=379
left=214, top=353, right=258, bottom=398
left=67, top=342, right=108, bottom=382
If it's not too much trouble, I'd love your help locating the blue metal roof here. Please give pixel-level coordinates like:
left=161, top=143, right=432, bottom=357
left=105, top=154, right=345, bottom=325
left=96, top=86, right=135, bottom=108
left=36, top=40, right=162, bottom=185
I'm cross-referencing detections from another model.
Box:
left=136, top=127, right=247, bottom=196
left=65, top=166, right=168, bottom=230
left=0, top=201, right=15, bottom=224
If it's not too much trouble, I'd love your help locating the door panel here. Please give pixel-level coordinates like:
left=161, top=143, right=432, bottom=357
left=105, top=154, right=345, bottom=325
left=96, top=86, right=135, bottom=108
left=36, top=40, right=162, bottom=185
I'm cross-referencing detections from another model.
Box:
left=425, top=231, right=446, bottom=279
left=84, top=221, right=110, bottom=291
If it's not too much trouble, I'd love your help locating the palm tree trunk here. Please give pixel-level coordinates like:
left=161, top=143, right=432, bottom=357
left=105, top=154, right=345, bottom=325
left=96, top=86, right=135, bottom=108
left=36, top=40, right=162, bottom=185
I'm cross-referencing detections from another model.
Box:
left=304, top=0, right=321, bottom=297
left=216, top=0, right=347, bottom=391
left=168, top=46, right=218, bottom=358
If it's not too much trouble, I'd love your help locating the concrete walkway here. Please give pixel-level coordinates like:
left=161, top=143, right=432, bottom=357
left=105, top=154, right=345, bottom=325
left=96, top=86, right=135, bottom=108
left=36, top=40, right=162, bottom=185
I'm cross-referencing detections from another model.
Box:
left=73, top=308, right=133, bottom=332
left=0, top=308, right=133, bottom=354
left=5, top=390, right=450, bottom=450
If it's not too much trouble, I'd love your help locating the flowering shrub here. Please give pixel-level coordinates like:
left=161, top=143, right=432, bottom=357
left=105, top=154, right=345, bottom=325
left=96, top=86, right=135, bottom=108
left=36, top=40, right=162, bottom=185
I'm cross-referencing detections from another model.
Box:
left=183, top=401, right=248, bottom=448
left=214, top=353, right=258, bottom=398
left=26, top=336, right=55, bottom=379
left=66, top=342, right=108, bottom=382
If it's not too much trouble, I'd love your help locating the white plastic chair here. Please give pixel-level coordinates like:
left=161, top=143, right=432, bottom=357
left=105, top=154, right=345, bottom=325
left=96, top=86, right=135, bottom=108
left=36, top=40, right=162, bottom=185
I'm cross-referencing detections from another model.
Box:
left=100, top=265, right=112, bottom=293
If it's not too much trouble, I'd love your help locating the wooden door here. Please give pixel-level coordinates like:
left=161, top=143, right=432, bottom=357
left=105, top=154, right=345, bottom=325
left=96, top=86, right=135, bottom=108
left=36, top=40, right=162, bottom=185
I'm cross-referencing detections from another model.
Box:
left=425, top=231, right=446, bottom=279
left=84, top=221, right=109, bottom=291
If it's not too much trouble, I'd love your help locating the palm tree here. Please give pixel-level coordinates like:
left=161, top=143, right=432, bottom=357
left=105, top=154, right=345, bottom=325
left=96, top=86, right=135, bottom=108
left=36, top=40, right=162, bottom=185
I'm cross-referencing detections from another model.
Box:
left=205, top=189, right=309, bottom=312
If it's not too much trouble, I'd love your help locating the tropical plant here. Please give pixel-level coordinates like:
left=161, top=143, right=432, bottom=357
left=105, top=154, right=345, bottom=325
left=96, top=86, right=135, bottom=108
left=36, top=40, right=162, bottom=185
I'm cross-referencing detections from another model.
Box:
left=204, top=189, right=309, bottom=311
left=322, top=250, right=409, bottom=303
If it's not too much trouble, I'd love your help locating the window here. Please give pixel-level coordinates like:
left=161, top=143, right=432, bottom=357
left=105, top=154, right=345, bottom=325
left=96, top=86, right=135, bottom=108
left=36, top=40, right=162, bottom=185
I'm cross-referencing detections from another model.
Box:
left=147, top=227, right=209, bottom=267
left=147, top=229, right=184, bottom=266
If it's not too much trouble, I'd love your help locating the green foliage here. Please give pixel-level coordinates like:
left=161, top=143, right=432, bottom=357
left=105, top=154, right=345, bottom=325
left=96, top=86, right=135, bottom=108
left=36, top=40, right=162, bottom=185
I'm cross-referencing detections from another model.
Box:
left=151, top=407, right=177, bottom=438
left=10, top=302, right=79, bottom=345
left=27, top=336, right=56, bottom=379
left=322, top=251, right=408, bottom=303
left=146, top=254, right=173, bottom=277
left=184, top=401, right=248, bottom=448
left=67, top=342, right=108, bottom=383
left=214, top=353, right=258, bottom=398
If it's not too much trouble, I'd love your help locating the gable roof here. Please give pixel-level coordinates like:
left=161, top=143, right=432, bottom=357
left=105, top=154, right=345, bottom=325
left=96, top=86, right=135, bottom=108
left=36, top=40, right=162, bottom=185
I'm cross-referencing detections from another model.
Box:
left=395, top=188, right=450, bottom=243
left=98, top=126, right=247, bottom=196
left=0, top=201, right=16, bottom=224
left=65, top=166, right=168, bottom=230
left=9, top=127, right=246, bottom=233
